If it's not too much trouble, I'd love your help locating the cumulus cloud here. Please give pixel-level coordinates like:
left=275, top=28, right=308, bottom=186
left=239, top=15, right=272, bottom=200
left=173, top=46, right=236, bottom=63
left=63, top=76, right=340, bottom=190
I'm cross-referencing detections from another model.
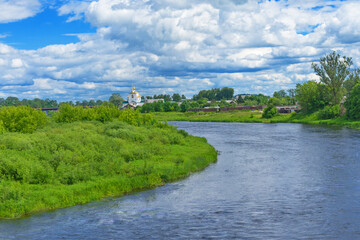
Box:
left=1, top=0, right=360, bottom=100
left=0, top=0, right=42, bottom=23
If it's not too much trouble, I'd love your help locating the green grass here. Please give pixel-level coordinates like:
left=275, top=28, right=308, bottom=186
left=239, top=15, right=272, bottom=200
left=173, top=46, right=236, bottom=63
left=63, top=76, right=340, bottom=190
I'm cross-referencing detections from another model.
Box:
left=0, top=120, right=217, bottom=218
left=153, top=111, right=360, bottom=129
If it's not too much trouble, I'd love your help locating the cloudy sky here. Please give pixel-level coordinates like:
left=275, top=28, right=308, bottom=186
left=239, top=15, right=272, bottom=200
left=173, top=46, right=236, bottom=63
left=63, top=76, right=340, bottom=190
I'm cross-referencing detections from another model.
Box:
left=1, top=0, right=360, bottom=101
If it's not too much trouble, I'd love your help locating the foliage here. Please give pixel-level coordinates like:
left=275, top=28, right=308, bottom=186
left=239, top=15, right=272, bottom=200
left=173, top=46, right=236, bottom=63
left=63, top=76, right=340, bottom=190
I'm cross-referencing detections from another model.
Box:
left=172, top=93, right=182, bottom=102
left=262, top=104, right=278, bottom=118
left=272, top=90, right=296, bottom=105
left=345, top=83, right=360, bottom=120
left=317, top=105, right=340, bottom=120
left=109, top=93, right=124, bottom=108
left=312, top=51, right=353, bottom=105
left=180, top=101, right=191, bottom=112
left=0, top=120, right=217, bottom=218
left=240, top=94, right=269, bottom=105
left=152, top=111, right=360, bottom=130
left=343, top=69, right=360, bottom=96
left=0, top=106, right=48, bottom=133
left=153, top=94, right=172, bottom=102
left=268, top=97, right=282, bottom=106
left=193, top=87, right=234, bottom=101
left=273, top=90, right=287, bottom=99
left=295, top=81, right=330, bottom=113
left=140, top=101, right=180, bottom=113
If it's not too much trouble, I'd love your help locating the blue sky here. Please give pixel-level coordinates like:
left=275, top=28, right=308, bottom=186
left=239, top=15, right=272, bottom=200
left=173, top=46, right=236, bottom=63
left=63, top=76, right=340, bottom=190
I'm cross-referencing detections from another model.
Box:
left=0, top=0, right=360, bottom=101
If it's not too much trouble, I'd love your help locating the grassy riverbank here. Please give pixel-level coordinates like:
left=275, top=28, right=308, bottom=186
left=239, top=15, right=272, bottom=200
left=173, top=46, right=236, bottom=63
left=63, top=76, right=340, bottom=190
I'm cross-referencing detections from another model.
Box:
left=153, top=111, right=360, bottom=129
left=0, top=120, right=217, bottom=218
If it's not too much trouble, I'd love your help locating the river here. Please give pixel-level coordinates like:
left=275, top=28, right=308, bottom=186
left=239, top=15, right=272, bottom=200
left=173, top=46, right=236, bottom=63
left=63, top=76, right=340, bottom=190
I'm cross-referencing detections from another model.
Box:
left=1, top=122, right=360, bottom=239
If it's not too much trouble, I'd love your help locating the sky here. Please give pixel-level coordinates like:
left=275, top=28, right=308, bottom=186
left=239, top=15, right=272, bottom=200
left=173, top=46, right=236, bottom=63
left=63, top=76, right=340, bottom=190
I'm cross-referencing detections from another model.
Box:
left=1, top=0, right=360, bottom=101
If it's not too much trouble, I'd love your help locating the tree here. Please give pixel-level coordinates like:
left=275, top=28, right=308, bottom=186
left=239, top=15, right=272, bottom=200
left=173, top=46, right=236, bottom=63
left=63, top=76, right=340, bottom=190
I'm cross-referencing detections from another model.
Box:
left=344, top=69, right=360, bottom=96
left=311, top=51, right=352, bottom=105
left=236, top=96, right=244, bottom=104
left=287, top=89, right=296, bottom=98
left=345, top=82, right=360, bottom=120
left=172, top=93, right=181, bottom=102
left=180, top=101, right=190, bottom=112
left=262, top=104, right=277, bottom=118
left=273, top=90, right=287, bottom=99
left=268, top=97, right=282, bottom=106
left=295, top=81, right=330, bottom=113
left=218, top=87, right=234, bottom=100
left=109, top=93, right=124, bottom=108
left=181, top=94, right=186, bottom=100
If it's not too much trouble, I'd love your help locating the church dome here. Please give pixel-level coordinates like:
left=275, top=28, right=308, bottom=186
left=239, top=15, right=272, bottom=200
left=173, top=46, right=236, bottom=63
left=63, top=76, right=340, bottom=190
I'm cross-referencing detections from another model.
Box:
left=130, top=87, right=141, bottom=98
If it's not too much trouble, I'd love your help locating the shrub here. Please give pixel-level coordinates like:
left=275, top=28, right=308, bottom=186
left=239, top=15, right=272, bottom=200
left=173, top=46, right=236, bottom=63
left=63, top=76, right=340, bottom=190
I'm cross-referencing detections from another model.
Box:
left=345, top=83, right=360, bottom=120
left=262, top=104, right=277, bottom=118
left=317, top=105, right=340, bottom=119
left=0, top=106, right=48, bottom=133
left=0, top=120, right=5, bottom=134
left=53, top=104, right=83, bottom=123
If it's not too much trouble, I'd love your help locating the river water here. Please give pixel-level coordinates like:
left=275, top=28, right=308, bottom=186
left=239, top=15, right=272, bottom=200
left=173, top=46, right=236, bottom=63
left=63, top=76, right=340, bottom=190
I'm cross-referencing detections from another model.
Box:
left=1, top=122, right=360, bottom=239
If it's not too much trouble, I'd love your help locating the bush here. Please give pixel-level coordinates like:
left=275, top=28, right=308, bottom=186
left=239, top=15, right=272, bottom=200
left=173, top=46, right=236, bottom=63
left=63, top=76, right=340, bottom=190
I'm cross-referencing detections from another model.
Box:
left=0, top=106, right=48, bottom=133
left=53, top=104, right=83, bottom=123
left=262, top=104, right=278, bottom=118
left=317, top=105, right=340, bottom=119
left=345, top=83, right=360, bottom=120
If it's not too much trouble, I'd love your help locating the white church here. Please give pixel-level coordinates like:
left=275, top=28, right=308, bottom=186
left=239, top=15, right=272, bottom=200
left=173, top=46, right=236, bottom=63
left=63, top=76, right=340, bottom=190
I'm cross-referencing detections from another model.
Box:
left=122, top=86, right=144, bottom=109
left=121, top=86, right=164, bottom=109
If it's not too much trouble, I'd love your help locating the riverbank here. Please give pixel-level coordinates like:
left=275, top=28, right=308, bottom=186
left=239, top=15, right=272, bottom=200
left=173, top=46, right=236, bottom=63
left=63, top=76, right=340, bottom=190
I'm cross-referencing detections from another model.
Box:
left=0, top=120, right=217, bottom=218
left=153, top=111, right=360, bottom=129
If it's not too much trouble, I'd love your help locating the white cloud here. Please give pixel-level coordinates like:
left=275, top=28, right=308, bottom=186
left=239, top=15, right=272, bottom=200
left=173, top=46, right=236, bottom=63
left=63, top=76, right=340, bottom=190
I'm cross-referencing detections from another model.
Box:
left=11, top=58, right=23, bottom=68
left=0, top=0, right=42, bottom=23
left=2, top=0, right=360, bottom=100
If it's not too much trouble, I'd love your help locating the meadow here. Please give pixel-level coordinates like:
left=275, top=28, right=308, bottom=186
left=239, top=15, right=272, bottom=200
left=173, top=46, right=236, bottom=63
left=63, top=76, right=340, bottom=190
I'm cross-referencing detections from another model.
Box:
left=0, top=106, right=217, bottom=218
left=153, top=111, right=360, bottom=129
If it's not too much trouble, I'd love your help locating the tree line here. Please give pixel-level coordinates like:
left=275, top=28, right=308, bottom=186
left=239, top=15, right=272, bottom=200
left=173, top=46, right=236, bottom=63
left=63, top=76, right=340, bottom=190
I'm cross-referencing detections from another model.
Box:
left=295, top=51, right=360, bottom=120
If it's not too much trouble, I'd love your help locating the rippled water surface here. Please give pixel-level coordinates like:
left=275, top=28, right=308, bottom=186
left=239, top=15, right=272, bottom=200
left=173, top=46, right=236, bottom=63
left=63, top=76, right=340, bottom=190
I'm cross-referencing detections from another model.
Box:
left=1, top=122, right=360, bottom=239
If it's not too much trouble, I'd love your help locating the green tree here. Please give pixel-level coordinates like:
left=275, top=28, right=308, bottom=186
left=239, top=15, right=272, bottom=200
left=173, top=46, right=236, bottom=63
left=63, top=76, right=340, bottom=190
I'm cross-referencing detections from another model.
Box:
left=343, top=69, right=360, bottom=96
left=287, top=89, right=296, bottom=98
left=312, top=51, right=352, bottom=105
left=172, top=93, right=182, bottom=102
left=345, top=82, right=360, bottom=120
left=273, top=90, right=287, bottom=99
left=295, top=81, right=330, bottom=113
left=236, top=96, right=244, bottom=104
left=109, top=93, right=124, bottom=108
left=268, top=97, right=282, bottom=106
left=262, top=104, right=277, bottom=118
left=180, top=101, right=190, bottom=112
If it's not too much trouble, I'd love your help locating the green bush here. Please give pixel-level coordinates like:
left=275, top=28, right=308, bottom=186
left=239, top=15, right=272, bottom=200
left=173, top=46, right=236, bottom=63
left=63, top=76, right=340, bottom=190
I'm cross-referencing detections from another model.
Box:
left=317, top=105, right=340, bottom=119
left=0, top=106, right=48, bottom=133
left=262, top=104, right=278, bottom=118
left=345, top=83, right=360, bottom=120
left=53, top=104, right=83, bottom=123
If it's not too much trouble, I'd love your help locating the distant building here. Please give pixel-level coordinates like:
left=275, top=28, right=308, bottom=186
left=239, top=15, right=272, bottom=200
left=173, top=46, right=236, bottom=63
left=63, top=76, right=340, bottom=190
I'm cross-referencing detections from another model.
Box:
left=145, top=99, right=164, bottom=104
left=127, top=86, right=142, bottom=105
left=122, top=86, right=144, bottom=109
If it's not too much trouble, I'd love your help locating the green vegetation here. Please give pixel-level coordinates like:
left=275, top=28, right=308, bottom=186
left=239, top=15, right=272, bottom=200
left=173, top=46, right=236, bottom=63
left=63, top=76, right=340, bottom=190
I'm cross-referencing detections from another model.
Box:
left=311, top=51, right=353, bottom=105
left=193, top=87, right=234, bottom=101
left=262, top=104, right=278, bottom=119
left=152, top=111, right=360, bottom=129
left=0, top=105, right=217, bottom=218
left=345, top=82, right=360, bottom=120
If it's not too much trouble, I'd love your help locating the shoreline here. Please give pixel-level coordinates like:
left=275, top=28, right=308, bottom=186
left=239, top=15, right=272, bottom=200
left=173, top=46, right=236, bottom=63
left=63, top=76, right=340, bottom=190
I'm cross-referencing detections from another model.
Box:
left=153, top=111, right=360, bottom=129
left=0, top=121, right=217, bottom=219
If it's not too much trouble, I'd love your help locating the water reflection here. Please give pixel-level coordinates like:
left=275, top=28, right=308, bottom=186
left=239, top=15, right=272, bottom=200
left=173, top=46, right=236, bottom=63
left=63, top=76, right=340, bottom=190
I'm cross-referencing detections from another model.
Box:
left=1, top=122, right=360, bottom=239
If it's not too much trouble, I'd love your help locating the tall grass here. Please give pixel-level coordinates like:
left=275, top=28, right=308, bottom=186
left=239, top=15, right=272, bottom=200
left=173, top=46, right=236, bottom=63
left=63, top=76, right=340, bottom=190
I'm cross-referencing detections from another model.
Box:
left=0, top=119, right=217, bottom=218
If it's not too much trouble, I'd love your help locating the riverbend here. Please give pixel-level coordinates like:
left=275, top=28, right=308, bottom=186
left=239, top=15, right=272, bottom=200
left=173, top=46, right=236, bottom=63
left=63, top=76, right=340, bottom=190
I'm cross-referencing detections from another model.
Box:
left=1, top=122, right=360, bottom=239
